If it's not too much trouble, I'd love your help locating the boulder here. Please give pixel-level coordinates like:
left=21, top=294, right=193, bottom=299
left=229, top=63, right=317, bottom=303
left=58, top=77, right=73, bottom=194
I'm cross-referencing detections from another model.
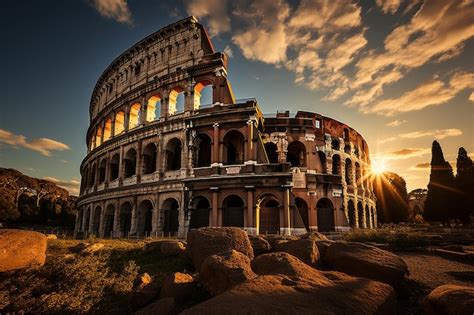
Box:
left=274, top=239, right=320, bottom=267
left=160, top=272, right=195, bottom=303
left=422, top=285, right=474, bottom=315
left=130, top=283, right=160, bottom=310
left=133, top=273, right=152, bottom=289
left=160, top=240, right=186, bottom=257
left=186, top=228, right=254, bottom=271
left=264, top=235, right=299, bottom=249
left=81, top=243, right=105, bottom=254
left=315, top=240, right=334, bottom=260
left=0, top=229, right=47, bottom=272
left=135, top=297, right=175, bottom=315
left=324, top=241, right=408, bottom=287
left=301, top=231, right=329, bottom=242
left=249, top=236, right=272, bottom=256
left=251, top=252, right=319, bottom=278
left=183, top=270, right=396, bottom=314
left=200, top=250, right=256, bottom=296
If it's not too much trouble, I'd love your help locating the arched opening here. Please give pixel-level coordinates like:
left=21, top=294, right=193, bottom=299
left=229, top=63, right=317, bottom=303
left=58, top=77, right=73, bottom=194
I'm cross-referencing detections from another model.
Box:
left=147, top=95, right=161, bottom=122
left=358, top=202, right=365, bottom=228
left=166, top=138, right=182, bottom=171
left=287, top=141, right=306, bottom=167
left=317, top=198, right=335, bottom=232
left=332, top=154, right=341, bottom=175
left=344, top=144, right=351, bottom=154
left=265, top=142, right=279, bottom=163
left=344, top=128, right=350, bottom=141
left=124, top=149, right=137, bottom=178
left=115, top=111, right=125, bottom=135
left=137, top=200, right=153, bottom=234
left=98, top=159, right=106, bottom=183
left=83, top=207, right=91, bottom=231
left=331, top=138, right=340, bottom=151
left=89, top=164, right=96, bottom=187
left=104, top=118, right=112, bottom=141
left=194, top=80, right=213, bottom=109
left=347, top=200, right=356, bottom=227
left=260, top=198, right=280, bottom=234
left=294, top=198, right=309, bottom=232
left=95, top=126, right=103, bottom=148
left=196, top=134, right=212, bottom=167
left=365, top=205, right=371, bottom=228
left=129, top=103, right=141, bottom=129
left=223, top=130, right=245, bottom=165
left=104, top=204, right=115, bottom=237
left=345, top=158, right=353, bottom=184
left=317, top=151, right=327, bottom=173
left=76, top=208, right=83, bottom=231
left=109, top=153, right=120, bottom=181
left=142, top=143, right=157, bottom=174
left=119, top=202, right=132, bottom=235
left=92, top=206, right=101, bottom=233
left=169, top=87, right=185, bottom=115
left=355, top=162, right=361, bottom=186
left=222, top=195, right=244, bottom=227
left=189, top=196, right=210, bottom=229
left=162, top=198, right=179, bottom=235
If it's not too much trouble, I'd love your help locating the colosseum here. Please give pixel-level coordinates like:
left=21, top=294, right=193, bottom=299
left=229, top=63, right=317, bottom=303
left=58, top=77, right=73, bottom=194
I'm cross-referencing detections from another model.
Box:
left=75, top=16, right=377, bottom=238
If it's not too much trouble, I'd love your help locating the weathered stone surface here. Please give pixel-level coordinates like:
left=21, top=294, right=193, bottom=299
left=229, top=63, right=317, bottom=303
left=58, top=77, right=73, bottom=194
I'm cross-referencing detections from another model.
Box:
left=186, top=228, right=254, bottom=271
left=315, top=240, right=334, bottom=260
left=200, top=250, right=256, bottom=296
left=133, top=273, right=152, bottom=289
left=160, top=272, right=195, bottom=303
left=324, top=241, right=408, bottom=287
left=274, top=239, right=320, bottom=267
left=422, top=285, right=474, bottom=315
left=160, top=240, right=186, bottom=257
left=0, top=229, right=47, bottom=272
left=183, top=269, right=396, bottom=314
left=130, top=284, right=160, bottom=310
left=251, top=252, right=318, bottom=278
left=249, top=236, right=272, bottom=256
left=264, top=235, right=299, bottom=249
left=135, top=297, right=175, bottom=315
left=81, top=243, right=105, bottom=254
left=301, top=231, right=329, bottom=242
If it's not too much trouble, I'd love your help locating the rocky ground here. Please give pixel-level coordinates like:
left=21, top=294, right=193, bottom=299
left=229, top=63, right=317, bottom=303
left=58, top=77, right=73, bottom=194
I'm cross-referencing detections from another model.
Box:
left=0, top=228, right=473, bottom=314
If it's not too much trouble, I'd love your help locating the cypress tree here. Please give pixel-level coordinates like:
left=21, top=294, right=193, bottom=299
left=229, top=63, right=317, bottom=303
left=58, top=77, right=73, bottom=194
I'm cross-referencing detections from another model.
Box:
left=424, top=141, right=455, bottom=224
left=455, top=147, right=474, bottom=223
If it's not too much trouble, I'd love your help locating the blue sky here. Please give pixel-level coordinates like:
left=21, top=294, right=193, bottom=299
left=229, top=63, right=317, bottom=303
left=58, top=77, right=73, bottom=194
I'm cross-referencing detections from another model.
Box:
left=1, top=0, right=473, bottom=194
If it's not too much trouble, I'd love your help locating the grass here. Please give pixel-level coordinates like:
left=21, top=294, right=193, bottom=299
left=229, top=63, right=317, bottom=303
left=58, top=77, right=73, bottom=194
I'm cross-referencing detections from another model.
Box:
left=0, top=238, right=192, bottom=314
left=343, top=227, right=430, bottom=250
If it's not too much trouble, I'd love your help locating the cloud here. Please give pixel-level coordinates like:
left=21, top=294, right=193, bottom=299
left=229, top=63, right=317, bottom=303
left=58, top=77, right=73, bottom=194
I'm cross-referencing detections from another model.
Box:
left=43, top=177, right=80, bottom=195
left=185, top=0, right=231, bottom=36
left=470, top=92, right=474, bottom=102
left=386, top=119, right=407, bottom=127
left=380, top=128, right=463, bottom=143
left=91, top=0, right=133, bottom=25
left=376, top=148, right=431, bottom=160
left=410, top=162, right=431, bottom=170
left=375, top=0, right=403, bottom=14
left=365, top=72, right=474, bottom=115
left=223, top=45, right=233, bottom=58
left=0, top=129, right=70, bottom=157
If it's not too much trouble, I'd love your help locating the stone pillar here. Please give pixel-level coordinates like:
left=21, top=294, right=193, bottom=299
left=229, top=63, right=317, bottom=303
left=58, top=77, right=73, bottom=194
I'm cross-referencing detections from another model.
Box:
left=124, top=109, right=130, bottom=132
left=88, top=206, right=94, bottom=232
left=111, top=113, right=116, bottom=138
left=136, top=141, right=143, bottom=180
left=211, top=189, right=219, bottom=227
left=161, top=97, right=169, bottom=118
left=246, top=188, right=255, bottom=235
left=81, top=208, right=88, bottom=231
left=99, top=202, right=106, bottom=237
left=212, top=123, right=219, bottom=164
left=281, top=187, right=291, bottom=235
left=75, top=208, right=82, bottom=232
left=178, top=191, right=187, bottom=238
left=130, top=198, right=138, bottom=234
left=246, top=120, right=254, bottom=162
left=113, top=205, right=120, bottom=237
left=308, top=195, right=317, bottom=231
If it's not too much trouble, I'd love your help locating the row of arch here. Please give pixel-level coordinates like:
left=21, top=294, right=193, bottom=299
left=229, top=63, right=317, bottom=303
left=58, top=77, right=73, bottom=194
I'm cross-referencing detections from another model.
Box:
left=90, top=80, right=214, bottom=151
left=346, top=199, right=376, bottom=229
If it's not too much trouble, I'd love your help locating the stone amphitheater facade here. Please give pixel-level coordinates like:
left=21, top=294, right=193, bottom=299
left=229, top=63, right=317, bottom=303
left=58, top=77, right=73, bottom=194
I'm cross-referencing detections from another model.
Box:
left=75, top=16, right=377, bottom=238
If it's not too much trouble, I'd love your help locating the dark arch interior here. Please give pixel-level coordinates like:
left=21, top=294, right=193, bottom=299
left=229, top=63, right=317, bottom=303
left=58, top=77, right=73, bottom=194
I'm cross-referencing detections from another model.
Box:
left=196, top=134, right=212, bottom=167
left=332, top=155, right=341, bottom=175
left=104, top=205, right=115, bottom=237
left=358, top=202, right=364, bottom=228
left=317, top=151, right=327, bottom=173
left=120, top=202, right=132, bottom=234
left=317, top=198, right=335, bottom=232
left=345, top=158, right=353, bottom=184
left=260, top=198, right=280, bottom=235
left=347, top=200, right=356, bottom=227
left=223, top=131, right=245, bottom=165
left=166, top=138, right=182, bottom=171
left=124, top=149, right=137, bottom=178
left=222, top=195, right=244, bottom=227
left=294, top=198, right=309, bottom=231
left=265, top=142, right=279, bottom=163
left=143, top=143, right=157, bottom=174
left=138, top=200, right=153, bottom=233
left=98, top=160, right=106, bottom=183
left=190, top=197, right=210, bottom=229
left=93, top=206, right=101, bottom=233
left=110, top=154, right=120, bottom=180
left=163, top=199, right=179, bottom=234
left=287, top=141, right=306, bottom=167
left=331, top=138, right=340, bottom=150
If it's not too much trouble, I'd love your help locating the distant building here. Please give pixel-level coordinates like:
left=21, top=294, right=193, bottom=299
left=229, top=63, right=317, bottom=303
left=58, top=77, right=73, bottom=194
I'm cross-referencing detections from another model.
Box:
left=76, top=17, right=377, bottom=238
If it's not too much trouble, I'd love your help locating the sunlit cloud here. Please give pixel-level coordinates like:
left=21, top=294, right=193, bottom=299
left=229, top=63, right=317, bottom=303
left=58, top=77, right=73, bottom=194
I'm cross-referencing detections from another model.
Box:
left=380, top=128, right=463, bottom=143
left=375, top=0, right=403, bottom=14
left=469, top=92, right=474, bottom=102
left=0, top=129, right=70, bottom=157
left=409, top=162, right=431, bottom=170
left=386, top=119, right=407, bottom=127
left=374, top=148, right=431, bottom=160
left=91, top=0, right=133, bottom=25
left=43, top=176, right=80, bottom=195
left=185, top=0, right=230, bottom=36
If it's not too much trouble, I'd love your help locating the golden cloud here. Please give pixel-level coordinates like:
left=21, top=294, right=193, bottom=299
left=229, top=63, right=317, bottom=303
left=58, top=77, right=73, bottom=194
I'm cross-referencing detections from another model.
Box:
left=91, top=0, right=133, bottom=25
left=0, top=129, right=70, bottom=157
left=380, top=128, right=463, bottom=143
left=43, top=176, right=80, bottom=195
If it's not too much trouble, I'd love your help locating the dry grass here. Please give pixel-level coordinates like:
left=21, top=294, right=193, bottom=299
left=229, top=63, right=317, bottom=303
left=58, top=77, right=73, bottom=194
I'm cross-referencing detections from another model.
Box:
left=0, top=238, right=192, bottom=314
left=343, top=227, right=429, bottom=250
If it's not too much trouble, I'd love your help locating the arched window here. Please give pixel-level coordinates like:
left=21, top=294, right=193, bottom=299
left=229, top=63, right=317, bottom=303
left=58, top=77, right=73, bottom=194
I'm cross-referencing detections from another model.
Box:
left=129, top=103, right=141, bottom=129
left=115, top=111, right=125, bottom=135
left=344, top=144, right=351, bottom=154
left=358, top=202, right=365, bottom=228
left=109, top=153, right=120, bottom=181
left=124, top=149, right=137, bottom=178
left=222, top=195, right=244, bottom=228
left=259, top=197, right=280, bottom=234
left=137, top=200, right=153, bottom=234
left=95, top=126, right=103, bottom=148
left=223, top=130, right=245, bottom=165
left=147, top=95, right=161, bottom=122
left=294, top=198, right=309, bottom=231
left=355, top=162, right=361, bottom=186
left=142, top=143, right=157, bottom=174
left=104, top=204, right=115, bottom=237
left=196, top=134, right=212, bottom=167
left=119, top=202, right=132, bottom=235
left=347, top=200, right=356, bottom=227
left=265, top=142, right=278, bottom=163
left=92, top=206, right=101, bottom=233
left=332, top=155, right=341, bottom=175
left=317, top=198, right=335, bottom=232
left=344, top=128, right=350, bottom=141
left=331, top=138, right=340, bottom=151
left=166, top=138, right=182, bottom=171
left=98, top=159, right=106, bottom=183
left=103, top=118, right=112, bottom=141
left=345, top=158, right=353, bottom=184
left=287, top=141, right=306, bottom=167
left=169, top=87, right=185, bottom=115
left=190, top=197, right=210, bottom=229
left=89, top=163, right=96, bottom=187
left=317, top=151, right=327, bottom=173
left=194, top=80, right=213, bottom=109
left=162, top=198, right=179, bottom=235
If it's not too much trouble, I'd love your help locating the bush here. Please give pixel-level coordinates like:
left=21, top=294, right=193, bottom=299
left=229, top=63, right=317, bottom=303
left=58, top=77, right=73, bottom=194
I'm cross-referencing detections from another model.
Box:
left=343, top=227, right=429, bottom=250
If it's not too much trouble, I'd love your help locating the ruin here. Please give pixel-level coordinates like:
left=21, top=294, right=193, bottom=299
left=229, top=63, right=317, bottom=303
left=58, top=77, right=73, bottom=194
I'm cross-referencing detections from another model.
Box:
left=76, top=16, right=377, bottom=238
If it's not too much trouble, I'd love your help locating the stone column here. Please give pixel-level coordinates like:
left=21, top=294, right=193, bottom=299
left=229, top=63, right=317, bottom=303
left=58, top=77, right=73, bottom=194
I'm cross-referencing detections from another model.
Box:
left=99, top=202, right=106, bottom=237
left=136, top=140, right=143, bottom=180
left=111, top=113, right=116, bottom=138
left=246, top=187, right=255, bottom=235
left=130, top=198, right=138, bottom=235
left=113, top=205, right=120, bottom=237
left=211, top=188, right=219, bottom=227
left=282, top=187, right=291, bottom=235
left=212, top=123, right=219, bottom=164
left=88, top=206, right=94, bottom=232
left=81, top=208, right=88, bottom=231
left=246, top=120, right=254, bottom=162
left=161, top=97, right=169, bottom=118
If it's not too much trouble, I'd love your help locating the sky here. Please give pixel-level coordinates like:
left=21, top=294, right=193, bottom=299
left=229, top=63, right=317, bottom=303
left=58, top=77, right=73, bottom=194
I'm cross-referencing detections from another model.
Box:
left=0, top=0, right=473, bottom=195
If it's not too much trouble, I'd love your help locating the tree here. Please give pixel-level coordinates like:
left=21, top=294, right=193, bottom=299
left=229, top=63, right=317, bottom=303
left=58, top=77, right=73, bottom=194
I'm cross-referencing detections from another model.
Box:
left=424, top=141, right=455, bottom=224
left=372, top=172, right=409, bottom=223
left=454, top=147, right=474, bottom=223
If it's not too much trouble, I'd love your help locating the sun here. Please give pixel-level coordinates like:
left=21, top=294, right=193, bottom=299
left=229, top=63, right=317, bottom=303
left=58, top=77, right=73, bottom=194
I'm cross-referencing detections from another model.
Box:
left=371, top=158, right=387, bottom=175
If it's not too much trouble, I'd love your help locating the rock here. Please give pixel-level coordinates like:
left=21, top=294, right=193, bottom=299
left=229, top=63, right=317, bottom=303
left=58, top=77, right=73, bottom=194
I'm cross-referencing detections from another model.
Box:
left=0, top=229, right=47, bottom=272
left=251, top=252, right=318, bottom=278
left=274, top=239, right=320, bottom=267
left=200, top=250, right=256, bottom=296
left=249, top=236, right=272, bottom=256
left=441, top=245, right=464, bottom=252
left=315, top=240, right=334, bottom=260
left=46, top=234, right=57, bottom=240
left=71, top=242, right=89, bottom=252
left=133, top=273, right=152, bottom=289
left=186, top=227, right=254, bottom=271
left=160, top=240, right=186, bottom=257
left=324, top=241, right=408, bottom=287
left=135, top=297, right=175, bottom=315
left=264, top=235, right=299, bottom=249
left=160, top=272, right=195, bottom=303
left=301, top=231, right=329, bottom=241
left=183, top=271, right=396, bottom=314
left=422, top=285, right=474, bottom=315
left=81, top=243, right=105, bottom=254
left=130, top=283, right=160, bottom=310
